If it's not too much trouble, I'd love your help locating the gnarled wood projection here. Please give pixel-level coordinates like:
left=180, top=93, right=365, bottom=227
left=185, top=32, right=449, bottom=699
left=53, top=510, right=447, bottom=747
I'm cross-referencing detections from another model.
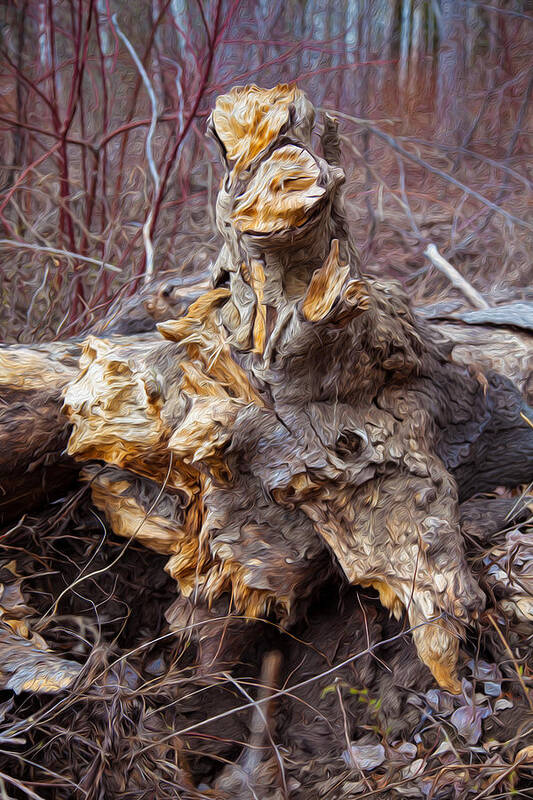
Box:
left=3, top=85, right=533, bottom=695
left=0, top=276, right=210, bottom=526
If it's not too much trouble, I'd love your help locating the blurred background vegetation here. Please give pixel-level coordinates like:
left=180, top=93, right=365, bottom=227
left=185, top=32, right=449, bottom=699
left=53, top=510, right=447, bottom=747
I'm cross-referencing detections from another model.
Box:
left=0, top=0, right=531, bottom=341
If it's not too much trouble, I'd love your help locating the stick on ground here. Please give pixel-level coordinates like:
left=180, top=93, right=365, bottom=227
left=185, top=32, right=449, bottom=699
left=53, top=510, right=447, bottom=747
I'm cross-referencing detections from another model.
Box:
left=424, top=243, right=489, bottom=310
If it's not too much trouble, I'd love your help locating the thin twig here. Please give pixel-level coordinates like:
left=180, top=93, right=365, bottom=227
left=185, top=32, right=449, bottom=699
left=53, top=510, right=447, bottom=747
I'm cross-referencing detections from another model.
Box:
left=135, top=615, right=448, bottom=754
left=25, top=263, right=49, bottom=328
left=396, top=153, right=422, bottom=238
left=477, top=71, right=533, bottom=234
left=486, top=613, right=533, bottom=714
left=0, top=239, right=121, bottom=272
left=112, top=13, right=160, bottom=284
left=322, top=108, right=533, bottom=232
left=39, top=454, right=174, bottom=624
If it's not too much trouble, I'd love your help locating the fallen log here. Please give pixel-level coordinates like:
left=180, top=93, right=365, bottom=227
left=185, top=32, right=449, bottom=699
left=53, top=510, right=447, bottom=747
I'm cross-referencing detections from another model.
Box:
left=0, top=340, right=81, bottom=523
left=0, top=274, right=211, bottom=525
left=2, top=284, right=530, bottom=529
left=1, top=85, right=532, bottom=696
left=419, top=302, right=533, bottom=404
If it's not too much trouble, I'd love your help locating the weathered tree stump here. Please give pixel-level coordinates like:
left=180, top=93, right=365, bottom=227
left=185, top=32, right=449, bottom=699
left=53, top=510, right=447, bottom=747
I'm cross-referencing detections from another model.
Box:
left=1, top=85, right=532, bottom=695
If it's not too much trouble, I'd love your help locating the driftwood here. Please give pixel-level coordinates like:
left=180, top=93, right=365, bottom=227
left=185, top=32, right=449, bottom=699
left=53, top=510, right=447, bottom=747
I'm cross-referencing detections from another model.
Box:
left=1, top=85, right=533, bottom=698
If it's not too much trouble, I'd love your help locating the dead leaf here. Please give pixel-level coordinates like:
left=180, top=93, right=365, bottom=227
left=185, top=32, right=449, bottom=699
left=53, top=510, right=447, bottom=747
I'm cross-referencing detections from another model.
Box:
left=343, top=743, right=386, bottom=771
left=494, top=697, right=513, bottom=711
left=450, top=703, right=491, bottom=744
left=517, top=745, right=533, bottom=763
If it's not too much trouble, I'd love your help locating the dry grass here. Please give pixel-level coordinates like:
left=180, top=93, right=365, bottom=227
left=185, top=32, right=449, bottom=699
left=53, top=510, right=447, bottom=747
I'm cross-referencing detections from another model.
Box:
left=1, top=490, right=533, bottom=798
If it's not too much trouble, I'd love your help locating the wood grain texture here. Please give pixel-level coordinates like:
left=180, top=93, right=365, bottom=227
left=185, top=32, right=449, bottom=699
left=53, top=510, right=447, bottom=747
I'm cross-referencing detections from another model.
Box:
left=3, top=84, right=532, bottom=693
